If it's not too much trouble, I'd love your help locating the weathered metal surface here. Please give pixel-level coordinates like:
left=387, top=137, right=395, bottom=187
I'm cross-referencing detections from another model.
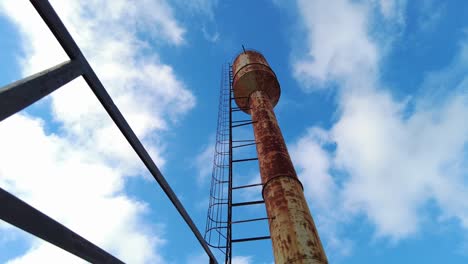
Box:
left=249, top=90, right=328, bottom=264
left=249, top=90, right=327, bottom=263
left=232, top=49, right=327, bottom=263
left=232, top=51, right=280, bottom=113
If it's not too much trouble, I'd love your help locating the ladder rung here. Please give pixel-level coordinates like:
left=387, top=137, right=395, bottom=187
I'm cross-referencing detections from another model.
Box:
left=231, top=108, right=251, bottom=112
left=232, top=183, right=262, bottom=190
left=231, top=121, right=256, bottom=128
left=232, top=119, right=252, bottom=123
left=210, top=202, right=228, bottom=206
left=231, top=236, right=271, bottom=243
left=232, top=158, right=258, bottom=163
left=232, top=200, right=264, bottom=207
left=232, top=142, right=257, bottom=149
left=231, top=97, right=249, bottom=100
left=231, top=217, right=269, bottom=224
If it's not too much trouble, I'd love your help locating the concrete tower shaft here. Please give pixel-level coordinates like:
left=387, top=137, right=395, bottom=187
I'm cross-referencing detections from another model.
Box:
left=232, top=51, right=328, bottom=264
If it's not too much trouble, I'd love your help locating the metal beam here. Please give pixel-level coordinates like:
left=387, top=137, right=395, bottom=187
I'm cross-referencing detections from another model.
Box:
left=231, top=236, right=270, bottom=243
left=0, top=187, right=124, bottom=263
left=232, top=139, right=255, bottom=143
left=231, top=200, right=265, bottom=207
left=232, top=157, right=258, bottom=163
left=232, top=142, right=257, bottom=148
left=29, top=1, right=217, bottom=262
left=231, top=121, right=256, bottom=128
left=232, top=119, right=251, bottom=123
left=232, top=183, right=262, bottom=190
left=0, top=60, right=82, bottom=122
left=231, top=217, right=269, bottom=224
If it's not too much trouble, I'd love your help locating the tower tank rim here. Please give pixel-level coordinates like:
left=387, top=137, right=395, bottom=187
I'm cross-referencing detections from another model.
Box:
left=231, top=50, right=278, bottom=84
left=231, top=48, right=263, bottom=64
left=231, top=49, right=281, bottom=114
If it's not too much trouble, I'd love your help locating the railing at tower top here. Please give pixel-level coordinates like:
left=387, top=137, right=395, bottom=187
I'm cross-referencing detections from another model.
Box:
left=0, top=1, right=217, bottom=263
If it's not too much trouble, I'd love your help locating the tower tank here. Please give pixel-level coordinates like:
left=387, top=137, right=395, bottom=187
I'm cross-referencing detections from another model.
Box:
left=232, top=50, right=280, bottom=113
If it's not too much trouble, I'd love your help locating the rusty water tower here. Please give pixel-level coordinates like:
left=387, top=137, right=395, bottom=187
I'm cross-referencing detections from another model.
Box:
left=232, top=50, right=328, bottom=263
left=205, top=50, right=328, bottom=263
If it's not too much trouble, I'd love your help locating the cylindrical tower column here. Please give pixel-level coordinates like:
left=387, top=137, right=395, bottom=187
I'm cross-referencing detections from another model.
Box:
left=232, top=50, right=327, bottom=264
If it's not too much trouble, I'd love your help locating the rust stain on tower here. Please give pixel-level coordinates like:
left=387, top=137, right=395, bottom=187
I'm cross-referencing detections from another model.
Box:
left=232, top=50, right=328, bottom=264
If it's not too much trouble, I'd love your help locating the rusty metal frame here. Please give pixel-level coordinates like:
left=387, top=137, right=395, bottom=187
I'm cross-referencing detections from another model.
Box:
left=0, top=1, right=217, bottom=263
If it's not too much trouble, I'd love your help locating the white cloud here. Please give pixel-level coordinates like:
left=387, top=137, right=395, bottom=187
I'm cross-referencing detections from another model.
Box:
left=82, top=0, right=186, bottom=46
left=0, top=0, right=193, bottom=262
left=0, top=0, right=194, bottom=171
left=177, top=0, right=219, bottom=20
left=292, top=0, right=407, bottom=91
left=242, top=174, right=262, bottom=200
left=290, top=128, right=353, bottom=258
left=185, top=252, right=208, bottom=264
left=194, top=140, right=215, bottom=185
left=291, top=127, right=336, bottom=209
left=376, top=0, right=407, bottom=24
left=202, top=26, right=220, bottom=43
left=416, top=0, right=445, bottom=32
left=0, top=114, right=166, bottom=263
left=291, top=0, right=468, bottom=258
left=6, top=243, right=82, bottom=264
left=173, top=0, right=220, bottom=43
left=292, top=89, right=468, bottom=248
left=334, top=89, right=468, bottom=238
left=184, top=254, right=253, bottom=264
left=293, top=0, right=378, bottom=90
left=232, top=256, right=252, bottom=264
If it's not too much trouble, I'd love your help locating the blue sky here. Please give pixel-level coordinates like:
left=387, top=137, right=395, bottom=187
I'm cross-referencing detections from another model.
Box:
left=1, top=0, right=468, bottom=263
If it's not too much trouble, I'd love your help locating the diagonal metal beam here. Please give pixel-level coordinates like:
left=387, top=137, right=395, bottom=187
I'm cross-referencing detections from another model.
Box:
left=29, top=1, right=218, bottom=262
left=0, top=187, right=124, bottom=263
left=0, top=60, right=82, bottom=122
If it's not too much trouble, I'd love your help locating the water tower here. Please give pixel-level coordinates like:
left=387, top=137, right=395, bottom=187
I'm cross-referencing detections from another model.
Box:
left=205, top=50, right=328, bottom=264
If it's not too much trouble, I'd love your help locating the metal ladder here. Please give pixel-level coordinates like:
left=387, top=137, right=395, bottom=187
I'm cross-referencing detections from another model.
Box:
left=204, top=64, right=272, bottom=264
